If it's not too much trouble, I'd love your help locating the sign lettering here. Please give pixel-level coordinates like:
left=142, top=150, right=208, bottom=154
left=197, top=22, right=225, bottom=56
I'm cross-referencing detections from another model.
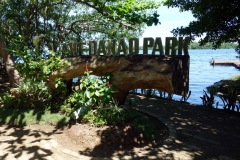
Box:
left=48, top=37, right=190, bottom=57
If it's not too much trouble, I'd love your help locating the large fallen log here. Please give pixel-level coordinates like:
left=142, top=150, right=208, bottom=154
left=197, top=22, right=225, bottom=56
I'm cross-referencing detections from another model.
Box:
left=48, top=55, right=189, bottom=105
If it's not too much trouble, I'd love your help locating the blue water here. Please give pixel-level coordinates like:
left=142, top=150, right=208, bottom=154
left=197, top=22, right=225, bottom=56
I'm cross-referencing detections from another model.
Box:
left=175, top=49, right=240, bottom=106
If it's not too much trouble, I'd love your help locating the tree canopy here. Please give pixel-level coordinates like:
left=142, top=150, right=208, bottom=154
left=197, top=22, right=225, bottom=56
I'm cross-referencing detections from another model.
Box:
left=0, top=0, right=161, bottom=85
left=0, top=0, right=161, bottom=51
left=163, top=0, right=240, bottom=52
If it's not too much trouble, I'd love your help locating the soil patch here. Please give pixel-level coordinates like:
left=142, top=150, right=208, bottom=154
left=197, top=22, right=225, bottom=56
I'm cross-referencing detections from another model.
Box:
left=55, top=115, right=169, bottom=157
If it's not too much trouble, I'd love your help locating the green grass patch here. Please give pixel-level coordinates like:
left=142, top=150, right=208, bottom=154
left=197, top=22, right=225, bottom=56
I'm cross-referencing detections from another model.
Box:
left=230, top=74, right=240, bottom=81
left=0, top=107, right=70, bottom=126
left=82, top=107, right=158, bottom=140
left=130, top=112, right=158, bottom=139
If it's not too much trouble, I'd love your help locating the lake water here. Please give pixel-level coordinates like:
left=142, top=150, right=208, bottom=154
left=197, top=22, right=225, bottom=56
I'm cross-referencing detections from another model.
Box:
left=174, top=49, right=240, bottom=107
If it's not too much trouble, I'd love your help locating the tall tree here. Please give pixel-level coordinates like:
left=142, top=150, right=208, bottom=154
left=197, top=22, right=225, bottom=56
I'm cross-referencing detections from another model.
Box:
left=0, top=0, right=161, bottom=86
left=163, top=0, right=240, bottom=52
left=0, top=39, right=20, bottom=85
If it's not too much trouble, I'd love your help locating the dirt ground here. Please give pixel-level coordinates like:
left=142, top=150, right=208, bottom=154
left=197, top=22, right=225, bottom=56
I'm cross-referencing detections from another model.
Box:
left=0, top=83, right=169, bottom=158
left=55, top=117, right=169, bottom=157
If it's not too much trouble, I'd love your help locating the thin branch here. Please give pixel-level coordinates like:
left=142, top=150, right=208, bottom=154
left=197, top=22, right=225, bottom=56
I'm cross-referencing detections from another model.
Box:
left=79, top=1, right=138, bottom=30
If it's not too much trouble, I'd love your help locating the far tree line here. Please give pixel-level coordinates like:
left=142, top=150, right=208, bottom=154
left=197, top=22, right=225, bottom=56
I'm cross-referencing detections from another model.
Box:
left=188, top=42, right=239, bottom=50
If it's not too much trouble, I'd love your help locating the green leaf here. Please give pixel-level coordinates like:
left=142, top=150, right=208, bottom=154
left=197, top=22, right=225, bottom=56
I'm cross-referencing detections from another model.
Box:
left=80, top=83, right=83, bottom=90
left=95, top=90, right=100, bottom=97
left=86, top=90, right=91, bottom=99
left=99, top=93, right=104, bottom=96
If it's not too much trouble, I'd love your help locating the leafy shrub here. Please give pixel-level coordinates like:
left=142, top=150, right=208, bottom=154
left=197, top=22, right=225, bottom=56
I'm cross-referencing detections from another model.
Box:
left=10, top=35, right=70, bottom=82
left=61, top=65, right=118, bottom=123
left=82, top=99, right=132, bottom=126
left=1, top=36, right=70, bottom=110
left=180, top=90, right=191, bottom=102
left=130, top=113, right=157, bottom=139
left=0, top=92, right=16, bottom=108
left=219, top=87, right=239, bottom=111
left=71, top=106, right=89, bottom=120
left=200, top=88, right=218, bottom=108
left=60, top=65, right=140, bottom=126
left=0, top=78, right=67, bottom=110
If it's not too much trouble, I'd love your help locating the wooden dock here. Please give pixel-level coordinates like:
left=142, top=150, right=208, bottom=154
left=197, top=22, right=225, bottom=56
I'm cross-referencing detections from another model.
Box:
left=210, top=59, right=240, bottom=69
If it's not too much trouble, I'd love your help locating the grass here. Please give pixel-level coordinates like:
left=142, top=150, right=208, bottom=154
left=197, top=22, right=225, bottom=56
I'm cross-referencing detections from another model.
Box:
left=130, top=112, right=157, bottom=139
left=214, top=74, right=240, bottom=90
left=0, top=106, right=159, bottom=141
left=0, top=107, right=70, bottom=126
left=230, top=74, right=240, bottom=81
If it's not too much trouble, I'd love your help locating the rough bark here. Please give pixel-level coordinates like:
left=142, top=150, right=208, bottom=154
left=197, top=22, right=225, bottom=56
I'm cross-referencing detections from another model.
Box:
left=0, top=39, right=20, bottom=86
left=48, top=55, right=189, bottom=105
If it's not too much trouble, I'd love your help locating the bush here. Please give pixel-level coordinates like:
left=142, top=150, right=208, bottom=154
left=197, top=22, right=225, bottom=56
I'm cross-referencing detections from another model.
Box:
left=61, top=64, right=115, bottom=117
left=82, top=99, right=134, bottom=126
left=0, top=79, right=67, bottom=111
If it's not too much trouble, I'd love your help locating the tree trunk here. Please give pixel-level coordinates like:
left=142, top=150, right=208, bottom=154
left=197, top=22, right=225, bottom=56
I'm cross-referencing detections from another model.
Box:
left=0, top=39, right=20, bottom=86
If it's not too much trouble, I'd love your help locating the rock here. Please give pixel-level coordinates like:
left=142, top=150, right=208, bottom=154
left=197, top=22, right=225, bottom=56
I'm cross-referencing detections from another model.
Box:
left=48, top=55, right=189, bottom=105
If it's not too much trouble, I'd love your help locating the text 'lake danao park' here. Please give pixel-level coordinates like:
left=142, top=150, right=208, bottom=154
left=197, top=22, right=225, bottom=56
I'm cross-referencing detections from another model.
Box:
left=48, top=37, right=190, bottom=57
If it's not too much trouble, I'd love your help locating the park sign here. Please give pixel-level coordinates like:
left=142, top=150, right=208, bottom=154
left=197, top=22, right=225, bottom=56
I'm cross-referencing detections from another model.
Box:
left=48, top=36, right=190, bottom=105
left=48, top=37, right=190, bottom=57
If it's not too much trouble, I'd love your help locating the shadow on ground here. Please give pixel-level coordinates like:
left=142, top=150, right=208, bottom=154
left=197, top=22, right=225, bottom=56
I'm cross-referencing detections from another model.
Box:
left=125, top=94, right=240, bottom=159
left=0, top=124, right=63, bottom=159
left=76, top=115, right=170, bottom=159
left=1, top=86, right=240, bottom=159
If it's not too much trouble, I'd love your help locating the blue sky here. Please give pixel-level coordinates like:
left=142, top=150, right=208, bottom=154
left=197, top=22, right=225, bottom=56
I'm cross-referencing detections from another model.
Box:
left=140, top=5, right=196, bottom=45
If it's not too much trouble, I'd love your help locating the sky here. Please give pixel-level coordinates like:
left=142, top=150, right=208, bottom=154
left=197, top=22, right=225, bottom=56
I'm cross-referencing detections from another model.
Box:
left=140, top=5, right=196, bottom=45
